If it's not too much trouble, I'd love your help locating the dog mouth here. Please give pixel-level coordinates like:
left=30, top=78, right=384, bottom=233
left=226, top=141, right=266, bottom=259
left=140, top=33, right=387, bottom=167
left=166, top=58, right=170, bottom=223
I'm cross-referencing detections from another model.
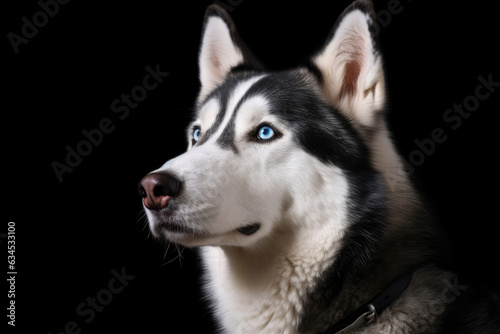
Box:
left=151, top=215, right=262, bottom=246
left=156, top=221, right=261, bottom=236
left=146, top=200, right=262, bottom=245
left=156, top=221, right=195, bottom=234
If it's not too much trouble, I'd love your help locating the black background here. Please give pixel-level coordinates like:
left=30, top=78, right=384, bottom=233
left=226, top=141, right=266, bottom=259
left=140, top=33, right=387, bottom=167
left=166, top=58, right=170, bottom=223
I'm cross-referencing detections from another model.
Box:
left=4, top=0, right=499, bottom=333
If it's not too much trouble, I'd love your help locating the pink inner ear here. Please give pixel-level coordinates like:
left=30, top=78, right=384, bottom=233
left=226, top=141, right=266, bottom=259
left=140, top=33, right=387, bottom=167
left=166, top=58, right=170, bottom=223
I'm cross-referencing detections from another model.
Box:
left=210, top=54, right=222, bottom=74
left=339, top=60, right=361, bottom=101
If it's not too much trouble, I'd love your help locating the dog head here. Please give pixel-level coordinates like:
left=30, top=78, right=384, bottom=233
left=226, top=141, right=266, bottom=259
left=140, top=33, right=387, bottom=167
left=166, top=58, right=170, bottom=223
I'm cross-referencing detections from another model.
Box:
left=139, top=0, right=386, bottom=249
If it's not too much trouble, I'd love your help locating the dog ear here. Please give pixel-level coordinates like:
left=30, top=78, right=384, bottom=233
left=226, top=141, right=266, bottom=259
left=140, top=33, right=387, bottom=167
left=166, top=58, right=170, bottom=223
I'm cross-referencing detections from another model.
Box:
left=313, top=0, right=385, bottom=127
left=198, top=5, right=261, bottom=101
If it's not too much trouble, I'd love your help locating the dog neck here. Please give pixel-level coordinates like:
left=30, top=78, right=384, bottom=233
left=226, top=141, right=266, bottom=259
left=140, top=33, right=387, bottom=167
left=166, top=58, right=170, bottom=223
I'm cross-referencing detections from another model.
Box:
left=202, top=221, right=375, bottom=333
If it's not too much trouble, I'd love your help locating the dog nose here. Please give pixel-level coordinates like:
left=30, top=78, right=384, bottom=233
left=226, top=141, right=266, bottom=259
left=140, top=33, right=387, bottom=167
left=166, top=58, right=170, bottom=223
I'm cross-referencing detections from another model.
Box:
left=138, top=172, right=181, bottom=210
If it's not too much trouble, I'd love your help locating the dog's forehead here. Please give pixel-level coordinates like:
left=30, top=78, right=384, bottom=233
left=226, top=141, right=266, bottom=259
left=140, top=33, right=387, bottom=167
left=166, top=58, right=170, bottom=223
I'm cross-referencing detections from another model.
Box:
left=190, top=69, right=361, bottom=159
left=197, top=81, right=268, bottom=131
left=196, top=73, right=267, bottom=120
left=233, top=94, right=270, bottom=124
left=196, top=69, right=319, bottom=124
left=197, top=98, right=219, bottom=131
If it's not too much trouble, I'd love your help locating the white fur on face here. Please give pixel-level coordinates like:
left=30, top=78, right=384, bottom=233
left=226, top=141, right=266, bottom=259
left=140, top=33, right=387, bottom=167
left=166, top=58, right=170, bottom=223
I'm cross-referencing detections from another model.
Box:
left=147, top=75, right=349, bottom=251
left=193, top=98, right=219, bottom=143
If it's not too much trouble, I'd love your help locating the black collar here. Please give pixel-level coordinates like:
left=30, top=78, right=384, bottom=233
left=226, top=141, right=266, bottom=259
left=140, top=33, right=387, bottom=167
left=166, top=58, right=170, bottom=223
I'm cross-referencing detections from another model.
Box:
left=323, top=273, right=413, bottom=334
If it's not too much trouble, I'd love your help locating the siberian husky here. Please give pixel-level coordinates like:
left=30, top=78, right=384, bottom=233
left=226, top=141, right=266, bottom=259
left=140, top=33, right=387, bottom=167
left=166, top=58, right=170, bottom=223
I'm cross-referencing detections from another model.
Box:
left=138, top=1, right=500, bottom=332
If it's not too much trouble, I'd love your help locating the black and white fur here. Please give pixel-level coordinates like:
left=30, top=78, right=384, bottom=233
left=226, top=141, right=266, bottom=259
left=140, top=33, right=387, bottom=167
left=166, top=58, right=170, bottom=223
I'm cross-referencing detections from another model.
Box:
left=141, top=1, right=500, bottom=332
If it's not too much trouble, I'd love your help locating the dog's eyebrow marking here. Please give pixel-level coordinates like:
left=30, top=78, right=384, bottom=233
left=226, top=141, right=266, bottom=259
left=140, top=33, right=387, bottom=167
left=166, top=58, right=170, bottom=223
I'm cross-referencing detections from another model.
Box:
left=196, top=90, right=229, bottom=146
left=217, top=93, right=258, bottom=152
left=197, top=75, right=265, bottom=149
left=215, top=75, right=266, bottom=152
left=216, top=98, right=242, bottom=153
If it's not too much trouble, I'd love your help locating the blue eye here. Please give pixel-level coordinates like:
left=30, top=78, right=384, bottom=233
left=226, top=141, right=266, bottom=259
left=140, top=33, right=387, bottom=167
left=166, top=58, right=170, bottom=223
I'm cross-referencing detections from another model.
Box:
left=193, top=128, right=201, bottom=142
left=257, top=125, right=274, bottom=140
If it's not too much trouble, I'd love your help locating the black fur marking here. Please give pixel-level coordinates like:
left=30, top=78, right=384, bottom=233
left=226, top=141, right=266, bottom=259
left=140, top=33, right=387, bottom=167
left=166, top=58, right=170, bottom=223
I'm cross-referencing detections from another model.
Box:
left=215, top=87, right=245, bottom=153
left=216, top=117, right=238, bottom=153
left=195, top=88, right=229, bottom=147
left=230, top=63, right=264, bottom=75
